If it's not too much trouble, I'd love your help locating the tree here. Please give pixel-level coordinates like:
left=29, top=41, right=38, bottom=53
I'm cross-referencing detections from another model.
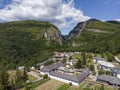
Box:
left=15, top=69, right=22, bottom=88
left=15, top=68, right=28, bottom=89
left=69, top=83, right=72, bottom=86
left=74, top=59, right=82, bottom=69
left=106, top=52, right=114, bottom=62
left=69, top=56, right=73, bottom=60
left=62, top=58, right=66, bottom=64
left=23, top=68, right=28, bottom=82
left=101, top=53, right=105, bottom=58
left=105, top=71, right=111, bottom=75
left=0, top=68, right=10, bottom=90
left=100, top=84, right=104, bottom=90
left=89, top=64, right=94, bottom=71
left=44, top=60, right=54, bottom=66
left=98, top=70, right=105, bottom=75
left=43, top=74, right=48, bottom=79
left=81, top=52, right=86, bottom=65
left=24, top=83, right=32, bottom=90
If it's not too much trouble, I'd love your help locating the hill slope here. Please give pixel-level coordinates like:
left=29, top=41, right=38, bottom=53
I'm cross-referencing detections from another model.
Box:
left=0, top=20, right=62, bottom=69
left=65, top=19, right=120, bottom=54
left=0, top=19, right=120, bottom=69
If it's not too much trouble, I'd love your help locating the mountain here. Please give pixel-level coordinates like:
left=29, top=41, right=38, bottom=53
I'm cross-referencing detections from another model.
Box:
left=0, top=19, right=120, bottom=69
left=0, top=20, right=62, bottom=69
left=107, top=20, right=120, bottom=25
left=67, top=19, right=99, bottom=40
left=65, top=19, right=120, bottom=54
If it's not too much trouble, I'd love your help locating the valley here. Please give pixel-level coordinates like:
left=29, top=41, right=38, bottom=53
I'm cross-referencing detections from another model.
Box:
left=0, top=19, right=120, bottom=90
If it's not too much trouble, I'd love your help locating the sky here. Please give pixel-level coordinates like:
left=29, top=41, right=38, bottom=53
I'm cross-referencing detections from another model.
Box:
left=0, top=0, right=120, bottom=35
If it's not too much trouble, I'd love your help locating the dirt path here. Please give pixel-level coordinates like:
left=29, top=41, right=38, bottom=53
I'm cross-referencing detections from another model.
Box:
left=94, top=64, right=98, bottom=76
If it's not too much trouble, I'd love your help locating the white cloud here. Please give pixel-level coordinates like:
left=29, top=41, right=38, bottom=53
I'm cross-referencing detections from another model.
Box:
left=115, top=19, right=120, bottom=22
left=0, top=0, right=90, bottom=29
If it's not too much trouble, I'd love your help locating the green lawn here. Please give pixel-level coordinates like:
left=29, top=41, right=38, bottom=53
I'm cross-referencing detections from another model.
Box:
left=57, top=84, right=70, bottom=90
left=72, top=54, right=81, bottom=59
left=69, top=81, right=114, bottom=90
left=28, top=74, right=37, bottom=82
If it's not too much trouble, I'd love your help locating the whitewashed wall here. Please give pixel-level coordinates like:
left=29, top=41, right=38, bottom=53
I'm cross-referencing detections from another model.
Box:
left=49, top=74, right=79, bottom=86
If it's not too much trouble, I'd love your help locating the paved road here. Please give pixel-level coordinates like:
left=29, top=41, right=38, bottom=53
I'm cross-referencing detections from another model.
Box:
left=37, top=57, right=54, bottom=66
left=28, top=71, right=43, bottom=82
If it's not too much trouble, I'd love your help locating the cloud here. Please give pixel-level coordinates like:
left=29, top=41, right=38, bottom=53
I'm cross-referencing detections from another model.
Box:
left=0, top=0, right=90, bottom=29
left=115, top=19, right=120, bottom=22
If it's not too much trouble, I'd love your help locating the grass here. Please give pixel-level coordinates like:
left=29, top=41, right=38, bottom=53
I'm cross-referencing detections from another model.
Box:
left=28, top=74, right=37, bottom=82
left=8, top=70, right=16, bottom=81
left=36, top=79, right=63, bottom=90
left=69, top=81, right=115, bottom=90
left=79, top=82, right=87, bottom=90
left=72, top=54, right=81, bottom=59
left=57, top=84, right=70, bottom=90
left=26, top=78, right=50, bottom=89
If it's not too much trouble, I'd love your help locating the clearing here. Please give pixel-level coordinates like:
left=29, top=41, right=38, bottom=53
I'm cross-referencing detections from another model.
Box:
left=35, top=79, right=63, bottom=90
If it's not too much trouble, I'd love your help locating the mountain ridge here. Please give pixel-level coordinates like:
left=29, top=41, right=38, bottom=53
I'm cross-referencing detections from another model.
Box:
left=65, top=19, right=120, bottom=54
left=0, top=19, right=120, bottom=69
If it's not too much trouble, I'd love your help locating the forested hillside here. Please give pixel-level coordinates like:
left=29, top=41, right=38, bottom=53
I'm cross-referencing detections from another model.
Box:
left=0, top=19, right=120, bottom=69
left=62, top=19, right=120, bottom=55
left=0, top=20, right=62, bottom=69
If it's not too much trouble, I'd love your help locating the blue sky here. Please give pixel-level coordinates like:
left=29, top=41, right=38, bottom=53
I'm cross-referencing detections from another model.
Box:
left=74, top=0, right=120, bottom=20
left=0, top=0, right=120, bottom=35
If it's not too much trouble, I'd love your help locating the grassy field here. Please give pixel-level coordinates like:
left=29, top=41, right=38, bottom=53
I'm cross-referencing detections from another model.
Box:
left=57, top=84, right=70, bottom=90
left=69, top=81, right=115, bottom=90
left=28, top=74, right=37, bottom=82
left=20, top=78, right=50, bottom=90
left=55, top=81, right=115, bottom=90
left=35, top=79, right=63, bottom=90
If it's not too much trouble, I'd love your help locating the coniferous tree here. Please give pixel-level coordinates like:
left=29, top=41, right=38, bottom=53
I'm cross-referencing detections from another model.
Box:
left=23, top=68, right=28, bottom=82
left=75, top=59, right=82, bottom=69
left=81, top=52, right=86, bottom=65
left=89, top=64, right=94, bottom=71
left=106, top=52, right=114, bottom=62
left=0, top=68, right=10, bottom=90
left=15, top=69, right=22, bottom=88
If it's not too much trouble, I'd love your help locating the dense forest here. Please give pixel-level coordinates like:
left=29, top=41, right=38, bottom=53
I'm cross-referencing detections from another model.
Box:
left=61, top=19, right=120, bottom=55
left=0, top=20, right=62, bottom=69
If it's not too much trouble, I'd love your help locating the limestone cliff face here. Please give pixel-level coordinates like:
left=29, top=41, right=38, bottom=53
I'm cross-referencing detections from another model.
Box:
left=44, top=26, right=63, bottom=45
left=67, top=22, right=86, bottom=40
left=67, top=19, right=99, bottom=40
